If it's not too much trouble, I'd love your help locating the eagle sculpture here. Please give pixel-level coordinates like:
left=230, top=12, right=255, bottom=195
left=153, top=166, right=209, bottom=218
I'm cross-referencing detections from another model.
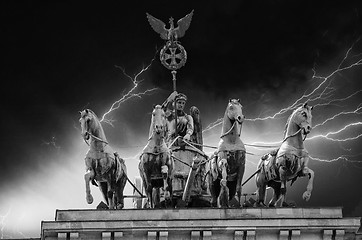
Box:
left=146, top=10, right=194, bottom=41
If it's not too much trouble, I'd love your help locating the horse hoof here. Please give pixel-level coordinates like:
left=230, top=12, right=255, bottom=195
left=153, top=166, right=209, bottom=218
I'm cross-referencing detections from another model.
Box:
left=302, top=191, right=311, bottom=201
left=164, top=191, right=170, bottom=200
left=116, top=203, right=124, bottom=209
left=86, top=194, right=94, bottom=204
left=254, top=202, right=267, bottom=208
left=176, top=199, right=187, bottom=208
left=229, top=197, right=241, bottom=208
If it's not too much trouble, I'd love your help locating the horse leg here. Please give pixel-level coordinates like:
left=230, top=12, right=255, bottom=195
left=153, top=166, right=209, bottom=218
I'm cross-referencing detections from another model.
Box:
left=255, top=172, right=267, bottom=207
left=235, top=153, right=246, bottom=205
left=143, top=180, right=152, bottom=208
left=268, top=182, right=281, bottom=207
left=115, top=157, right=127, bottom=209
left=84, top=169, right=95, bottom=204
left=218, top=158, right=229, bottom=207
left=302, top=167, right=314, bottom=201
left=106, top=180, right=114, bottom=209
left=161, top=154, right=170, bottom=201
left=140, top=155, right=153, bottom=208
left=208, top=157, right=219, bottom=207
left=98, top=182, right=109, bottom=206
left=209, top=176, right=220, bottom=207
left=218, top=181, right=229, bottom=208
left=278, top=165, right=288, bottom=207
left=115, top=176, right=127, bottom=209
left=152, top=187, right=160, bottom=208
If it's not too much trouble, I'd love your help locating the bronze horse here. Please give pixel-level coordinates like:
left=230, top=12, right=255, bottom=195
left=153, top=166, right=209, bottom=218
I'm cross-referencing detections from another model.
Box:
left=139, top=105, right=172, bottom=208
left=79, top=109, right=127, bottom=209
left=209, top=99, right=246, bottom=207
left=255, top=103, right=314, bottom=207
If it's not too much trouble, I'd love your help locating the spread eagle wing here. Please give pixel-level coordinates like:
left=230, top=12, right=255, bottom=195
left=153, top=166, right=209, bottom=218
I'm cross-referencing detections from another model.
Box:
left=146, top=13, right=168, bottom=40
left=175, top=9, right=194, bottom=39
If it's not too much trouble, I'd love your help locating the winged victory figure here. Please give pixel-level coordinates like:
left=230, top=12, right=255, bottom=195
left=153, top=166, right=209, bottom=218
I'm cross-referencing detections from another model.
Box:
left=146, top=10, right=194, bottom=41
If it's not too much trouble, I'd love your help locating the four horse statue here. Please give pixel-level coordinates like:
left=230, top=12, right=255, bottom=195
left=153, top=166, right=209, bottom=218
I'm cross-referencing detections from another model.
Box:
left=79, top=109, right=127, bottom=209
left=78, top=98, right=316, bottom=209
left=255, top=103, right=314, bottom=207
left=139, top=105, right=172, bottom=208
left=209, top=99, right=246, bottom=207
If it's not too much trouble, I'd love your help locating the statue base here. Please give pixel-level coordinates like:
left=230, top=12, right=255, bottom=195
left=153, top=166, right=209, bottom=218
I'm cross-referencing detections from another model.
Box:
left=41, top=207, right=360, bottom=239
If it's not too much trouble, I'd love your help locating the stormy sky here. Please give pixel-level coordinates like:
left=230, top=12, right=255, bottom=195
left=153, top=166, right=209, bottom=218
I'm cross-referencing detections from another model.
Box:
left=1, top=1, right=362, bottom=238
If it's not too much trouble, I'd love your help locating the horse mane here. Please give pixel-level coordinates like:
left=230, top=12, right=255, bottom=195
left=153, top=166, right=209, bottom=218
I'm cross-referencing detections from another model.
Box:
left=221, top=104, right=233, bottom=138
left=86, top=109, right=99, bottom=120
left=283, top=112, right=293, bottom=139
left=148, top=111, right=154, bottom=140
left=85, top=109, right=106, bottom=140
left=283, top=105, right=303, bottom=139
left=148, top=105, right=163, bottom=140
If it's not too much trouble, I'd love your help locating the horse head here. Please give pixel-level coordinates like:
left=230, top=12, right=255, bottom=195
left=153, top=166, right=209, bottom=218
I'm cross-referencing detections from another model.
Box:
left=290, top=102, right=313, bottom=135
left=150, top=105, right=167, bottom=137
left=226, top=99, right=245, bottom=124
left=79, top=109, right=93, bottom=141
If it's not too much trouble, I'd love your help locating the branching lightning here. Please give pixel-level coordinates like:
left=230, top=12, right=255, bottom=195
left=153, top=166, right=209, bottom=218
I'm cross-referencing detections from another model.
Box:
left=203, top=118, right=223, bottom=133
left=308, top=122, right=362, bottom=142
left=42, top=136, right=61, bottom=150
left=99, top=55, right=159, bottom=124
left=313, top=104, right=362, bottom=129
left=201, top=39, right=362, bottom=166
left=0, top=206, right=11, bottom=239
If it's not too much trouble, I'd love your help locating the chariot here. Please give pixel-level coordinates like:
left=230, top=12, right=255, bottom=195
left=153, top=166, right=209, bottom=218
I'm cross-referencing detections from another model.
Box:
left=134, top=104, right=211, bottom=208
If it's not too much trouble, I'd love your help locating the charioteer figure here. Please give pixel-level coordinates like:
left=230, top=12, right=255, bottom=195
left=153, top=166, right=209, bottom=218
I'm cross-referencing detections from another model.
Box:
left=162, top=91, right=194, bottom=148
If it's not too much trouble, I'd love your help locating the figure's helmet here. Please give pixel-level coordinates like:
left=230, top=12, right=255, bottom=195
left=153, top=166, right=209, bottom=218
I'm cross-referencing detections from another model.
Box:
left=175, top=93, right=187, bottom=102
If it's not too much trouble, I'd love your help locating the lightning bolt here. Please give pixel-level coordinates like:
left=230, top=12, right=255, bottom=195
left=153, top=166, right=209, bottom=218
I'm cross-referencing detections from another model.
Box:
left=310, top=154, right=362, bottom=164
left=201, top=38, right=362, bottom=166
left=203, top=118, right=223, bottom=133
left=99, top=54, right=159, bottom=124
left=312, top=90, right=362, bottom=109
left=11, top=213, right=27, bottom=239
left=313, top=104, right=362, bottom=129
left=308, top=122, right=362, bottom=142
left=249, top=39, right=362, bottom=122
left=41, top=136, right=61, bottom=150
left=0, top=206, right=11, bottom=239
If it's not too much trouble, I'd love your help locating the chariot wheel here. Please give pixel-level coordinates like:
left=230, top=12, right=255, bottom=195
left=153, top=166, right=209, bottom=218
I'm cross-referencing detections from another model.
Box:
left=132, top=176, right=144, bottom=209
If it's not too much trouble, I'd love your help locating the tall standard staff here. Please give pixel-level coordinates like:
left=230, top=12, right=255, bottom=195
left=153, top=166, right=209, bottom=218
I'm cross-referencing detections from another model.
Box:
left=146, top=10, right=194, bottom=138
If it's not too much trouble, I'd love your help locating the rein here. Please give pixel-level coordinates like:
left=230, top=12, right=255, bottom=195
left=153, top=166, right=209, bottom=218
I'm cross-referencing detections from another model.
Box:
left=220, top=118, right=242, bottom=138
left=85, top=131, right=109, bottom=145
left=281, top=127, right=308, bottom=144
left=185, top=141, right=257, bottom=156
left=147, top=128, right=165, bottom=141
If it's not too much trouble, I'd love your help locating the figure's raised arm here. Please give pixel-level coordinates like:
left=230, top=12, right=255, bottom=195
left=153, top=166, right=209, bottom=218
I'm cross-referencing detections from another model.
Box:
left=162, top=91, right=178, bottom=106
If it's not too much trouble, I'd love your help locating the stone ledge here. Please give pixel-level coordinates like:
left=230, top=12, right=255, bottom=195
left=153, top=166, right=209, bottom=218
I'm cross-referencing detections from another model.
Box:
left=42, top=217, right=360, bottom=233
left=55, top=207, right=343, bottom=221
